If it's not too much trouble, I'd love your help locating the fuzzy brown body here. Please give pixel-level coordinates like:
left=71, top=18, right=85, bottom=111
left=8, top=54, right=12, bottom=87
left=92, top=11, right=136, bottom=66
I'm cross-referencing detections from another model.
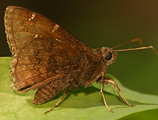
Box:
left=4, top=6, right=118, bottom=104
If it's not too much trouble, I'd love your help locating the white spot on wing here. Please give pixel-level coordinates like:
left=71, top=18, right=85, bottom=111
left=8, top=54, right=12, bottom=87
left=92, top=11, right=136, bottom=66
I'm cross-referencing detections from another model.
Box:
left=28, top=13, right=36, bottom=21
left=34, top=34, right=39, bottom=38
left=55, top=38, right=65, bottom=43
left=51, top=24, right=59, bottom=33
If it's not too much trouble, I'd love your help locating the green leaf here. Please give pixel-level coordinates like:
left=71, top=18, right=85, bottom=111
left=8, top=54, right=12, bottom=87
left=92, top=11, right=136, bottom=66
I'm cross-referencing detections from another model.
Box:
left=0, top=57, right=158, bottom=120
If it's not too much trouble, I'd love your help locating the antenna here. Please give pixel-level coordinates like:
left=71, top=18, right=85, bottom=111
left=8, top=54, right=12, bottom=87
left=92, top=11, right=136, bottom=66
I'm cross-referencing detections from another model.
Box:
left=112, top=38, right=157, bottom=54
left=114, top=46, right=157, bottom=54
left=112, top=38, right=142, bottom=49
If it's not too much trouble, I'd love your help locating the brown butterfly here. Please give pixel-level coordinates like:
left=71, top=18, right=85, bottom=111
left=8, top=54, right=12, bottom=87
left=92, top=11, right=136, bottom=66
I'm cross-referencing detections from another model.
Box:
left=4, top=6, right=157, bottom=114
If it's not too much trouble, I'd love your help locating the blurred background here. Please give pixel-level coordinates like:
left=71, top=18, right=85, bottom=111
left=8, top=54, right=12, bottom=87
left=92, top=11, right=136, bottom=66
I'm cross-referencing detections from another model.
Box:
left=0, top=0, right=158, bottom=119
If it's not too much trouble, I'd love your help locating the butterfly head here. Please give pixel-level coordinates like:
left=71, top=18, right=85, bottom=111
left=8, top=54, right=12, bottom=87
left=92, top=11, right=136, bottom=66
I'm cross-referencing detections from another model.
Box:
left=101, top=47, right=117, bottom=66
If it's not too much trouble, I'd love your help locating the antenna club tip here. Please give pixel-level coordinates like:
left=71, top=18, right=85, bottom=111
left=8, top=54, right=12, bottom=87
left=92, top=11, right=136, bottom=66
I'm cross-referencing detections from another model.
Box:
left=149, top=46, right=157, bottom=55
left=132, top=37, right=143, bottom=45
left=138, top=38, right=143, bottom=45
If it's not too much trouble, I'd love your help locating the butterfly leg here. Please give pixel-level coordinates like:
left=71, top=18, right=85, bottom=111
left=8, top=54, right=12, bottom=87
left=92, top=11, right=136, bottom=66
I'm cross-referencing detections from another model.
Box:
left=100, top=81, right=114, bottom=112
left=104, top=78, right=132, bottom=107
left=44, top=86, right=70, bottom=114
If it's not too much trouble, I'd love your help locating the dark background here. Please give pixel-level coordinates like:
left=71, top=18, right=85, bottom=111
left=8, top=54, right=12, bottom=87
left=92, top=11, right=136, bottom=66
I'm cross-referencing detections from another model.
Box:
left=0, top=0, right=158, bottom=119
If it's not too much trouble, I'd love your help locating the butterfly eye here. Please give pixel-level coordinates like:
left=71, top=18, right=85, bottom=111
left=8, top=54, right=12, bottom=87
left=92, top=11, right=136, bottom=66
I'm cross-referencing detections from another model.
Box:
left=105, top=52, right=112, bottom=60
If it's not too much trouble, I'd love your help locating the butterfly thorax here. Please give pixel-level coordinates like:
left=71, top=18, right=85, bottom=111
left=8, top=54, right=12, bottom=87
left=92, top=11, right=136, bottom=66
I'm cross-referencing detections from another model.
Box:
left=72, top=47, right=117, bottom=88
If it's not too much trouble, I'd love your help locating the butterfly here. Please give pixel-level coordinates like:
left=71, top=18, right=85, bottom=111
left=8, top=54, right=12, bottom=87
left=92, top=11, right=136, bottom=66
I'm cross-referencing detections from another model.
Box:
left=5, top=6, right=156, bottom=114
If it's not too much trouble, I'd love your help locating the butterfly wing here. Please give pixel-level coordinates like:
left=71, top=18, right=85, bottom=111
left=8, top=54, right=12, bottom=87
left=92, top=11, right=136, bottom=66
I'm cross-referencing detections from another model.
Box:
left=5, top=6, right=94, bottom=93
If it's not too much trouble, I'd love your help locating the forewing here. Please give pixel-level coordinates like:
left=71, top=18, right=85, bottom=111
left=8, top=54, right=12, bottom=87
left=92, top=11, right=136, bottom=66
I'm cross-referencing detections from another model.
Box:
left=4, top=6, right=93, bottom=92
